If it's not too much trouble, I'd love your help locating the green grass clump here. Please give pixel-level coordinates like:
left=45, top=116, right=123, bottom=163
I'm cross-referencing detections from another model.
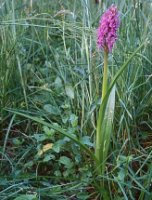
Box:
left=0, top=0, right=152, bottom=199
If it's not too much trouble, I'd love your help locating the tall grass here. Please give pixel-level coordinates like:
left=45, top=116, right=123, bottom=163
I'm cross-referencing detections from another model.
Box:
left=0, top=0, right=152, bottom=199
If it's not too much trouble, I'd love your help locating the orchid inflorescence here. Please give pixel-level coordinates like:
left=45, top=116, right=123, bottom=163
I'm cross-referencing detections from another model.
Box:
left=97, top=4, right=120, bottom=53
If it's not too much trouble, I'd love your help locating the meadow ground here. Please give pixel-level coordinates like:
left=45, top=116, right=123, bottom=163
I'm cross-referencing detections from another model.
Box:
left=0, top=0, right=152, bottom=199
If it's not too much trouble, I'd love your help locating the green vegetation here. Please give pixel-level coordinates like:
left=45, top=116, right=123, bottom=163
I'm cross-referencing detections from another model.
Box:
left=0, top=0, right=152, bottom=199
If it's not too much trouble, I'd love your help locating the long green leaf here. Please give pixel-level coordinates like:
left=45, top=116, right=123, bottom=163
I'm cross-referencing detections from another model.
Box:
left=99, top=41, right=146, bottom=129
left=96, top=85, right=116, bottom=175
left=101, top=85, right=116, bottom=174
left=95, top=41, right=146, bottom=174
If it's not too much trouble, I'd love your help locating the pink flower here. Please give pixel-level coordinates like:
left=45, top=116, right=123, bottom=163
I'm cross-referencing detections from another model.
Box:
left=97, top=5, right=120, bottom=52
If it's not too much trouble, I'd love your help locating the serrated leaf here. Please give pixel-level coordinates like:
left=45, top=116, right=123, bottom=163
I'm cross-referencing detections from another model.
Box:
left=80, top=136, right=94, bottom=147
left=69, top=114, right=78, bottom=127
left=59, top=156, right=73, bottom=169
left=52, top=142, right=61, bottom=153
left=43, top=126, right=55, bottom=137
left=65, top=85, right=74, bottom=99
left=43, top=154, right=55, bottom=162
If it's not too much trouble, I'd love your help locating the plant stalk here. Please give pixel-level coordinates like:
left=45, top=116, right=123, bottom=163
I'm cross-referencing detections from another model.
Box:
left=95, top=48, right=108, bottom=168
left=102, top=49, right=108, bottom=100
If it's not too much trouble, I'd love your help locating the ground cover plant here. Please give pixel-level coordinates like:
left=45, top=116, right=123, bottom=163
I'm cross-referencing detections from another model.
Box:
left=0, top=0, right=152, bottom=199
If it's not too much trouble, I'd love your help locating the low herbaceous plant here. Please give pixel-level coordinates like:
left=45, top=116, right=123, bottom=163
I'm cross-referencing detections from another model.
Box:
left=95, top=4, right=120, bottom=179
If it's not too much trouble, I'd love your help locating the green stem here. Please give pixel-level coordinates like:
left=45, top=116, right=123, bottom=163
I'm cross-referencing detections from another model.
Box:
left=95, top=49, right=108, bottom=166
left=102, top=49, right=108, bottom=100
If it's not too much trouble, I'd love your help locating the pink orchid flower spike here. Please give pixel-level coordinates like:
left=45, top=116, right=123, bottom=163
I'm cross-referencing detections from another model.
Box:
left=97, top=4, right=120, bottom=53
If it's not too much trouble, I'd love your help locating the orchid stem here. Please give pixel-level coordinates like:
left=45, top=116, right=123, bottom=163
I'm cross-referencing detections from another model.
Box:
left=95, top=49, right=108, bottom=169
left=102, top=49, right=108, bottom=100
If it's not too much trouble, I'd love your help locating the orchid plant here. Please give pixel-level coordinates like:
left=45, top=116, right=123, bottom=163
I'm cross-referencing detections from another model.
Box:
left=94, top=6, right=145, bottom=197
left=95, top=5, right=120, bottom=176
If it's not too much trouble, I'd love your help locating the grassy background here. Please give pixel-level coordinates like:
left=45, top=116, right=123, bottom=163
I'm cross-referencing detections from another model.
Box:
left=0, top=0, right=152, bottom=199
